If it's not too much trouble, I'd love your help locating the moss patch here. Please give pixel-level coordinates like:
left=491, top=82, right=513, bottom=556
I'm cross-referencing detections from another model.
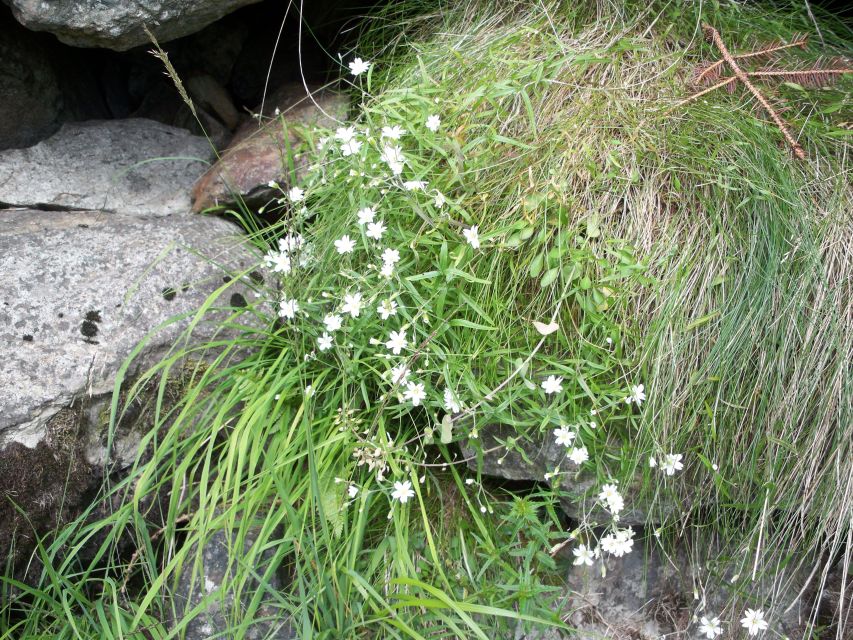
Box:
left=0, top=407, right=96, bottom=567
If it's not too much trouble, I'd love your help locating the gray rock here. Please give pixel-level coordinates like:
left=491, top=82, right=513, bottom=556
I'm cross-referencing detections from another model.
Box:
left=5, top=0, right=262, bottom=51
left=0, top=11, right=64, bottom=150
left=171, top=518, right=294, bottom=639
left=462, top=424, right=677, bottom=526
left=0, top=119, right=214, bottom=216
left=556, top=533, right=813, bottom=639
left=0, top=209, right=264, bottom=449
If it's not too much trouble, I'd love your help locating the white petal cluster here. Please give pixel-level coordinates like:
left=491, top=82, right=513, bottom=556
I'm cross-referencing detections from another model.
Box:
left=598, top=483, right=624, bottom=514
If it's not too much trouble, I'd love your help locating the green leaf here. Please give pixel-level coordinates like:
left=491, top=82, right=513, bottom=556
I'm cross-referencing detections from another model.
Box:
left=449, top=319, right=496, bottom=331
left=529, top=253, right=544, bottom=277
left=523, top=193, right=547, bottom=212
left=440, top=414, right=453, bottom=444
left=445, top=268, right=491, bottom=284
left=684, top=311, right=720, bottom=331
left=540, top=267, right=559, bottom=288
left=586, top=214, right=600, bottom=238
left=492, top=134, right=535, bottom=150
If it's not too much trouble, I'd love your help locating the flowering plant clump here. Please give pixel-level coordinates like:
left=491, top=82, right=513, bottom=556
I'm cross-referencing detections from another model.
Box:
left=257, top=81, right=666, bottom=524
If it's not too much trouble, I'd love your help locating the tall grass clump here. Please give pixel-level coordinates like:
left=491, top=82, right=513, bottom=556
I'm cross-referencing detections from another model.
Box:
left=2, top=1, right=851, bottom=638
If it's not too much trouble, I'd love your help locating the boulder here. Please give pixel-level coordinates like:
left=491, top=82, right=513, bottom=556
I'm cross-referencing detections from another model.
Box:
left=191, top=84, right=348, bottom=212
left=4, top=0, right=262, bottom=51
left=0, top=209, right=264, bottom=449
left=0, top=119, right=214, bottom=216
left=556, top=532, right=811, bottom=639
left=462, top=424, right=679, bottom=526
left=0, top=208, right=266, bottom=566
left=0, top=10, right=64, bottom=150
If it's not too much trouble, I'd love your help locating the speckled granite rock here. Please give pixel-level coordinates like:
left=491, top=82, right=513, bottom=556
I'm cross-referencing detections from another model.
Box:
left=171, top=519, right=294, bottom=639
left=0, top=209, right=263, bottom=449
left=5, top=0, right=261, bottom=51
left=0, top=119, right=213, bottom=216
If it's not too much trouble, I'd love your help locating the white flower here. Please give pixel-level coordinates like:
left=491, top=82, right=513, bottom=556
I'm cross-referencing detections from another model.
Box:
left=541, top=375, right=563, bottom=395
left=288, top=186, right=305, bottom=202
left=740, top=609, right=769, bottom=636
left=342, top=292, right=363, bottom=318
left=553, top=426, right=575, bottom=447
left=379, top=262, right=395, bottom=278
left=324, top=314, right=343, bottom=333
left=404, top=381, right=426, bottom=406
left=366, top=221, right=386, bottom=240
left=388, top=364, right=410, bottom=385
left=572, top=544, right=595, bottom=566
left=434, top=192, right=446, bottom=208
left=443, top=388, right=462, bottom=413
left=317, top=333, right=333, bottom=351
left=462, top=226, right=480, bottom=249
left=347, top=484, right=359, bottom=498
left=649, top=456, right=657, bottom=468
left=391, top=480, right=415, bottom=503
left=348, top=57, right=370, bottom=76
left=385, top=330, right=407, bottom=355
left=598, top=484, right=624, bottom=514
left=357, top=207, right=376, bottom=225
left=381, top=248, right=400, bottom=265
left=600, top=527, right=634, bottom=557
left=625, top=383, right=646, bottom=406
left=278, top=297, right=299, bottom=319
left=264, top=250, right=292, bottom=274
left=377, top=298, right=398, bottom=320
left=661, top=453, right=684, bottom=476
left=341, top=138, right=362, bottom=157
left=403, top=180, right=427, bottom=191
left=425, top=114, right=441, bottom=132
left=279, top=233, right=305, bottom=253
left=335, top=235, right=356, bottom=254
left=698, top=616, right=722, bottom=639
left=381, top=125, right=405, bottom=140
left=568, top=446, right=589, bottom=465
left=335, top=126, right=357, bottom=143
left=380, top=145, right=405, bottom=174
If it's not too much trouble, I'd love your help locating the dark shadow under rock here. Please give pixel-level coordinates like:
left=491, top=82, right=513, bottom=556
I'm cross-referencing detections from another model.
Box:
left=462, top=424, right=680, bottom=526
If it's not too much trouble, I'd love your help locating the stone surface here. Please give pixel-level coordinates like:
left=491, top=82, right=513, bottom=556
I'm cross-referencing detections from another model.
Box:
left=462, top=424, right=676, bottom=526
left=0, top=10, right=64, bottom=150
left=0, top=119, right=214, bottom=216
left=0, top=209, right=263, bottom=449
left=5, top=0, right=262, bottom=51
left=555, top=533, right=811, bottom=639
left=171, top=519, right=294, bottom=639
left=191, top=84, right=348, bottom=212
